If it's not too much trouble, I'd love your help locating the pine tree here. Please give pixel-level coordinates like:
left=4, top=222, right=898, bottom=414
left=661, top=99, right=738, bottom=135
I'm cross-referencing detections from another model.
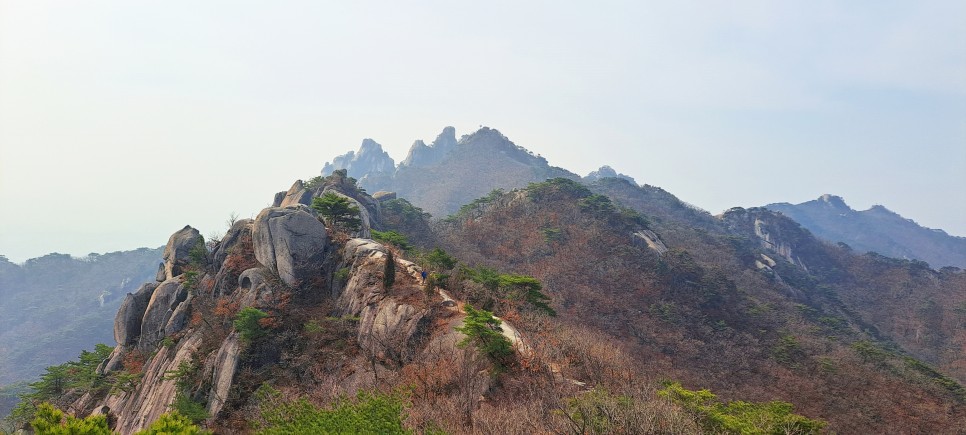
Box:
left=383, top=250, right=395, bottom=289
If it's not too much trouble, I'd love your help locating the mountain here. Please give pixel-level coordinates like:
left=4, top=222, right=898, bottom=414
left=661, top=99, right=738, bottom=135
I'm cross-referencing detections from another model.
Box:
left=0, top=249, right=163, bottom=385
left=322, top=126, right=577, bottom=217
left=766, top=194, right=966, bottom=269
left=16, top=127, right=966, bottom=433
left=0, top=248, right=162, bottom=418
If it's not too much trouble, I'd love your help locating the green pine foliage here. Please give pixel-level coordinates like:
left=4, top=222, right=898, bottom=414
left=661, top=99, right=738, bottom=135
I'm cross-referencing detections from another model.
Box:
left=234, top=307, right=269, bottom=344
left=463, top=266, right=555, bottom=316
left=27, top=403, right=207, bottom=435
left=30, top=402, right=111, bottom=435
left=371, top=230, right=412, bottom=252
left=425, top=248, right=456, bottom=271
left=658, top=382, right=825, bottom=434
left=253, top=385, right=411, bottom=434
left=456, top=305, right=514, bottom=371
left=311, top=193, right=362, bottom=233
left=7, top=344, right=114, bottom=428
left=135, top=412, right=210, bottom=434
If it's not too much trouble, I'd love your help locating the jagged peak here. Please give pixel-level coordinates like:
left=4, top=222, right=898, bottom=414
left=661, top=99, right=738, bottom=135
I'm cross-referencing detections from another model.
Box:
left=819, top=194, right=850, bottom=209
left=585, top=165, right=637, bottom=184
left=433, top=126, right=457, bottom=148
left=358, top=138, right=384, bottom=153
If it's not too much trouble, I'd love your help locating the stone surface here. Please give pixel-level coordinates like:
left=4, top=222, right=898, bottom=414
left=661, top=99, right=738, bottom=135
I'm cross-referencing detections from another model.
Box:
left=114, top=282, right=158, bottom=346
left=211, top=219, right=254, bottom=270
left=278, top=180, right=315, bottom=208
left=584, top=165, right=637, bottom=185
left=161, top=226, right=203, bottom=280
left=320, top=189, right=372, bottom=239
left=95, top=334, right=203, bottom=434
left=372, top=191, right=397, bottom=202
left=139, top=279, right=188, bottom=348
left=207, top=332, right=241, bottom=418
left=252, top=205, right=329, bottom=288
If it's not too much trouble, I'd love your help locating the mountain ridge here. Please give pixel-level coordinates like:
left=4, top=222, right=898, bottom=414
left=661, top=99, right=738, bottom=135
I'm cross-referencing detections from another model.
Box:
left=766, top=194, right=966, bottom=268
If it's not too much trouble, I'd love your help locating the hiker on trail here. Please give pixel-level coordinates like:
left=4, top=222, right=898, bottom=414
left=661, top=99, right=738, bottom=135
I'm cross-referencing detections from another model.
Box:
left=421, top=270, right=427, bottom=281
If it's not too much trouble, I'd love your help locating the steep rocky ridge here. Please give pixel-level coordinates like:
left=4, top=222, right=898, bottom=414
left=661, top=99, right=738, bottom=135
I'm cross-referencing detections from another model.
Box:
left=766, top=194, right=966, bottom=268
left=61, top=177, right=515, bottom=433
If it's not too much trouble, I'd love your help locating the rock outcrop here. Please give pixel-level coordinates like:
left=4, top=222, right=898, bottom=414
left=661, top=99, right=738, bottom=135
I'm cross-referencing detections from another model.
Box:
left=584, top=165, right=637, bottom=185
left=160, top=226, right=203, bottom=280
left=139, top=279, right=189, bottom=348
left=252, top=205, right=329, bottom=288
left=113, top=283, right=158, bottom=347
left=68, top=180, right=530, bottom=433
left=321, top=138, right=396, bottom=192
left=275, top=180, right=315, bottom=208
left=399, top=126, right=457, bottom=168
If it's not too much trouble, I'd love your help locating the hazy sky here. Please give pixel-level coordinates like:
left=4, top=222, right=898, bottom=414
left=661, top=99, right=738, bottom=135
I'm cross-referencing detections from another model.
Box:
left=1, top=1, right=964, bottom=263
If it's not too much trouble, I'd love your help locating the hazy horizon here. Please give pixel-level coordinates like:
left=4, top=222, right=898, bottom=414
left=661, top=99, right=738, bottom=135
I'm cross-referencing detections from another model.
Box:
left=2, top=1, right=964, bottom=263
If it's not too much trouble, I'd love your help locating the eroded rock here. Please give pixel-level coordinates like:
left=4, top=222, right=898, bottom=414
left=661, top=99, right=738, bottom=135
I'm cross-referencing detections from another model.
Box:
left=114, top=282, right=158, bottom=346
left=161, top=226, right=203, bottom=280
left=253, top=205, right=328, bottom=288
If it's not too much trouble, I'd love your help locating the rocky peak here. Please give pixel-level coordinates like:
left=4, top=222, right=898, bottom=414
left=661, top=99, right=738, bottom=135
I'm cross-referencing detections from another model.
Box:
left=321, top=138, right=395, bottom=178
left=584, top=165, right=637, bottom=185
left=400, top=126, right=458, bottom=168
left=819, top=194, right=849, bottom=209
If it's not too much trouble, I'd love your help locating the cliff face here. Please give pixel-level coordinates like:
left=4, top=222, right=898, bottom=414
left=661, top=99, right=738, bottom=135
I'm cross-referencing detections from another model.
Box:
left=67, top=178, right=507, bottom=433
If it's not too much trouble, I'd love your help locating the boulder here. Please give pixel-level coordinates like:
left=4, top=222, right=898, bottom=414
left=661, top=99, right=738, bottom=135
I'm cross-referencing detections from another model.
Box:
left=164, top=293, right=192, bottom=336
left=211, top=219, right=254, bottom=269
left=207, top=332, right=241, bottom=418
left=139, top=279, right=188, bottom=348
left=358, top=300, right=427, bottom=365
left=236, top=267, right=272, bottom=308
left=114, top=282, right=158, bottom=346
left=272, top=191, right=287, bottom=207
left=279, top=180, right=315, bottom=208
left=161, top=226, right=203, bottom=280
left=252, top=205, right=329, bottom=288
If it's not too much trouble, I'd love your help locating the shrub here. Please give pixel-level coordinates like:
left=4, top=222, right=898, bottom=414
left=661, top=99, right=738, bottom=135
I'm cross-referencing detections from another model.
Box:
left=456, top=305, right=514, bottom=371
left=30, top=402, right=111, bottom=435
left=234, top=307, right=269, bottom=343
left=659, top=382, right=825, bottom=434
left=425, top=248, right=456, bottom=271
left=334, top=267, right=350, bottom=283
left=170, top=393, right=209, bottom=424
left=136, top=412, right=210, bottom=434
left=253, top=385, right=411, bottom=434
left=371, top=230, right=412, bottom=252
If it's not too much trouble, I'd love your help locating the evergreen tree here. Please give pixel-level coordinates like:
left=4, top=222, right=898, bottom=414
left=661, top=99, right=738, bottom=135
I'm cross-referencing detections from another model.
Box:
left=311, top=193, right=362, bottom=233
left=384, top=251, right=395, bottom=289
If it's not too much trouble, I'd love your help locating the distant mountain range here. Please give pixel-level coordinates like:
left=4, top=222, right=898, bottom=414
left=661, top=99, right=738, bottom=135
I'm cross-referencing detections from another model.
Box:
left=321, top=126, right=634, bottom=217
left=766, top=194, right=966, bottom=269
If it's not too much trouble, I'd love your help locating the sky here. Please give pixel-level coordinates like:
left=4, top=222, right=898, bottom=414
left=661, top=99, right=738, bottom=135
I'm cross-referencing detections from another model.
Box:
left=1, top=1, right=964, bottom=263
